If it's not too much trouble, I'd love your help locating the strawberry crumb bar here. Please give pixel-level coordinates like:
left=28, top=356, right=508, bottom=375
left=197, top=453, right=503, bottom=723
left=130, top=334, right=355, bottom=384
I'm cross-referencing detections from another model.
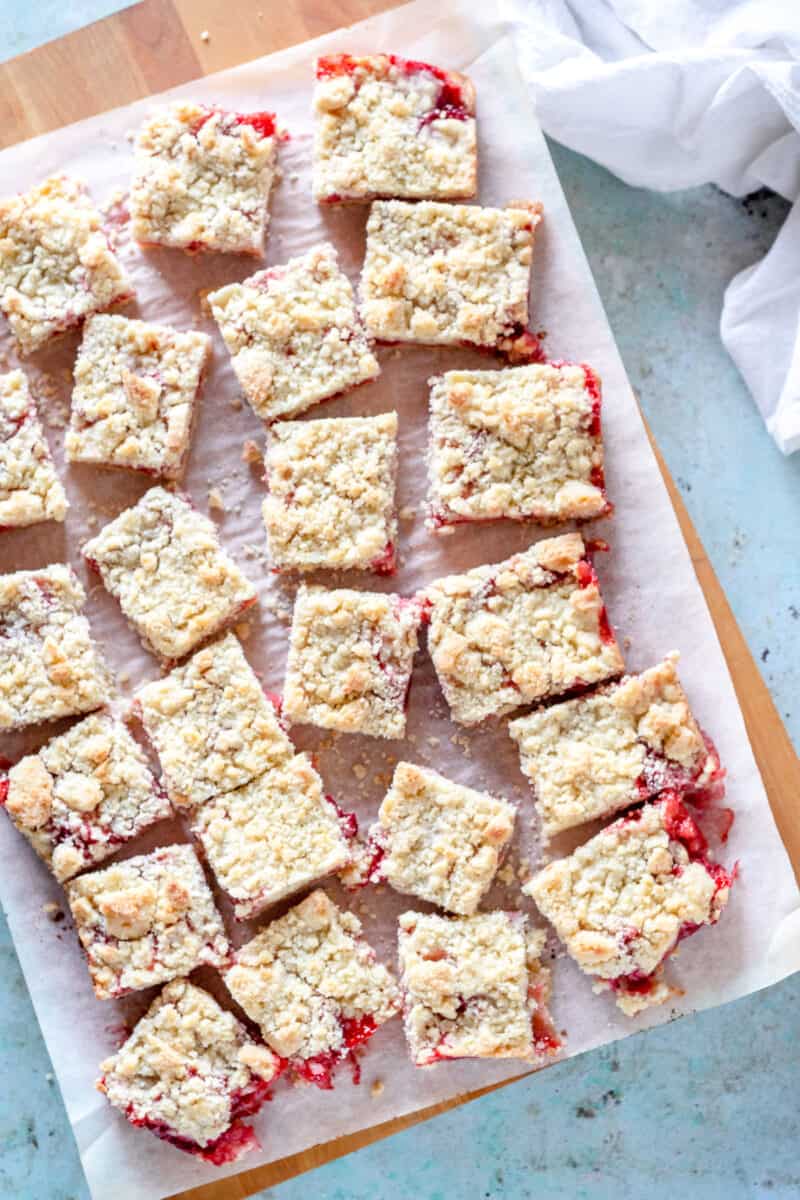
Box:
left=359, top=762, right=515, bottom=914
left=509, top=654, right=723, bottom=838
left=208, top=243, right=380, bottom=424
left=225, top=889, right=400, bottom=1089
left=83, top=487, right=256, bottom=663
left=525, top=794, right=735, bottom=1016
left=65, top=315, right=211, bottom=480
left=192, top=754, right=354, bottom=919
left=397, top=910, right=559, bottom=1066
left=263, top=412, right=398, bottom=573
left=98, top=978, right=282, bottom=1165
left=0, top=369, right=67, bottom=528
left=0, top=175, right=133, bottom=355
left=424, top=532, right=624, bottom=726
left=131, top=102, right=279, bottom=255
left=360, top=199, right=542, bottom=359
left=312, top=53, right=477, bottom=203
left=1, top=714, right=169, bottom=883
left=283, top=586, right=425, bottom=739
left=133, top=633, right=293, bottom=809
left=0, top=565, right=109, bottom=732
left=427, top=363, right=610, bottom=528
left=67, top=843, right=229, bottom=999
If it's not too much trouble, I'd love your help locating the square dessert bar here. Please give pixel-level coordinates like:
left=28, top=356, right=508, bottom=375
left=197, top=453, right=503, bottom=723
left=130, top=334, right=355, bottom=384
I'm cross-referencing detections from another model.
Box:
left=67, top=843, right=229, bottom=999
left=509, top=654, right=722, bottom=838
left=283, top=586, right=425, bottom=739
left=363, top=762, right=516, bottom=914
left=225, top=889, right=400, bottom=1088
left=525, top=794, right=735, bottom=1016
left=207, top=243, right=380, bottom=424
left=427, top=363, right=610, bottom=528
left=131, top=101, right=279, bottom=255
left=83, top=487, right=256, bottom=663
left=98, top=978, right=282, bottom=1165
left=313, top=53, right=477, bottom=203
left=65, top=315, right=211, bottom=480
left=0, top=369, right=68, bottom=528
left=133, top=633, right=294, bottom=809
left=263, top=412, right=399, bottom=573
left=424, top=532, right=624, bottom=726
left=397, top=910, right=559, bottom=1066
left=360, top=199, right=542, bottom=358
left=0, top=565, right=109, bottom=732
left=1, top=714, right=170, bottom=883
left=0, top=175, right=133, bottom=355
left=192, top=754, right=353, bottom=920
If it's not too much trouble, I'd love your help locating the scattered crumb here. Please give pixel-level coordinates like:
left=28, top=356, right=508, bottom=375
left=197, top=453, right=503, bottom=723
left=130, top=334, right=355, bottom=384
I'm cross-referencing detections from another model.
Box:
left=497, top=862, right=516, bottom=886
left=208, top=487, right=225, bottom=513
left=370, top=1079, right=384, bottom=1099
left=125, top=129, right=135, bottom=143
left=623, top=636, right=632, bottom=650
left=42, top=901, right=59, bottom=915
left=427, top=736, right=440, bottom=749
left=235, top=621, right=252, bottom=641
left=241, top=439, right=261, bottom=465
left=517, top=857, right=532, bottom=883
left=87, top=514, right=98, bottom=529
left=200, top=29, right=210, bottom=42
left=229, top=395, right=243, bottom=411
left=399, top=505, right=416, bottom=522
left=353, top=763, right=367, bottom=781
left=118, top=670, right=130, bottom=687
left=436, top=524, right=455, bottom=537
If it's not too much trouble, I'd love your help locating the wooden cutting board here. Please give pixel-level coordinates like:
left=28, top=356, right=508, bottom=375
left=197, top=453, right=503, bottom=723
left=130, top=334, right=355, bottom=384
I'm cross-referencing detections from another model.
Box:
left=2, top=2, right=798, bottom=1197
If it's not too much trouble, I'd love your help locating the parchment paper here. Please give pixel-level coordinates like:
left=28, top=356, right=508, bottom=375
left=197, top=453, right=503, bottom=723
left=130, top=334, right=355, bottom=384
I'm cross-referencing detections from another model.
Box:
left=1, top=4, right=799, bottom=1199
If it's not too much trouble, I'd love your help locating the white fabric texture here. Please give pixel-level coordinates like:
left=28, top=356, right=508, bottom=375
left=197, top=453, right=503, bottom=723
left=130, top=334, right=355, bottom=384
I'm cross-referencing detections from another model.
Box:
left=505, top=0, right=800, bottom=453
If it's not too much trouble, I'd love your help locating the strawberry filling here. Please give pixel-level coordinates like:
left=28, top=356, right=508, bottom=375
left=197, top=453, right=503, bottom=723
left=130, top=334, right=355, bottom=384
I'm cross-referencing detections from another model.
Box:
left=291, top=1013, right=379, bottom=1090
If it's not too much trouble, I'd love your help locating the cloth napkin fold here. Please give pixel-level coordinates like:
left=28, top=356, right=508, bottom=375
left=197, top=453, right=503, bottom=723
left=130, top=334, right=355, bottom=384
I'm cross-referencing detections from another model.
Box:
left=505, top=0, right=800, bottom=453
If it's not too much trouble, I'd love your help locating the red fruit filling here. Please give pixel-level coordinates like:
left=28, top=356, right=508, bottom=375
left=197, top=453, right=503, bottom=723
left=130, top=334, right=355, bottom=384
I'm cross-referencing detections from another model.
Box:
left=0, top=778, right=8, bottom=805
left=370, top=540, right=397, bottom=576
left=325, top=795, right=359, bottom=842
left=292, top=1013, right=378, bottom=1090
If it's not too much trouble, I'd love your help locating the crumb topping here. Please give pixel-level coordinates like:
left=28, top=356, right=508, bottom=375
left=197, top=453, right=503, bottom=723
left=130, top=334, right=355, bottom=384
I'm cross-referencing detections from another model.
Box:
left=3, top=713, right=170, bottom=882
left=67, top=843, right=229, bottom=999
left=427, top=363, right=609, bottom=526
left=283, top=586, right=424, bottom=739
left=398, top=910, right=552, bottom=1065
left=131, top=102, right=278, bottom=255
left=525, top=798, right=732, bottom=1013
left=192, top=754, right=352, bottom=919
left=312, top=53, right=477, bottom=202
left=370, top=762, right=515, bottom=914
left=0, top=370, right=67, bottom=527
left=83, top=487, right=256, bottom=662
left=208, top=243, right=379, bottom=424
left=360, top=199, right=540, bottom=350
left=134, top=632, right=294, bottom=808
left=509, top=654, right=717, bottom=836
left=66, top=315, right=210, bottom=479
left=0, top=564, right=109, bottom=732
left=98, top=978, right=280, bottom=1151
left=225, top=889, right=400, bottom=1060
left=424, top=532, right=624, bottom=725
left=263, top=412, right=398, bottom=572
left=0, top=175, right=133, bottom=355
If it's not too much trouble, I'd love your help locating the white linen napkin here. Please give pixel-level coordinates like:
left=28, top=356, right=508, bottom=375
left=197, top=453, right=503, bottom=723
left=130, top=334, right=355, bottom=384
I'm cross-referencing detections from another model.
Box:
left=505, top=0, right=800, bottom=453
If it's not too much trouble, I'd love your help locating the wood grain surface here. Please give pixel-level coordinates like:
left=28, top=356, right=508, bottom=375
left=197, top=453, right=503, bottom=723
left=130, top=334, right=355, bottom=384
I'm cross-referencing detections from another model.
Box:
left=1, top=3, right=798, bottom=1197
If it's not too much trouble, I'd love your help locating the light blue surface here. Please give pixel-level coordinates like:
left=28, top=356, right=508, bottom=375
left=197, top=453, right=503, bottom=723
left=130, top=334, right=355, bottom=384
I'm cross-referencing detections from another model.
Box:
left=1, top=6, right=799, bottom=1200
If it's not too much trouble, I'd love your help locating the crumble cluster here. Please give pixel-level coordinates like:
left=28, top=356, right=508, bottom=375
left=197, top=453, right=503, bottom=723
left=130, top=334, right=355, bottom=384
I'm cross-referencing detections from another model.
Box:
left=2, top=713, right=170, bottom=882
left=208, top=243, right=380, bottom=423
left=131, top=102, right=279, bottom=255
left=83, top=487, right=256, bottom=662
left=509, top=654, right=719, bottom=837
left=0, top=175, right=133, bottom=355
left=0, top=564, right=109, bottom=732
left=427, top=363, right=609, bottom=527
left=313, top=53, right=477, bottom=202
left=0, top=369, right=68, bottom=528
left=66, top=314, right=211, bottom=479
left=262, top=412, right=399, bottom=573
left=424, top=532, right=624, bottom=725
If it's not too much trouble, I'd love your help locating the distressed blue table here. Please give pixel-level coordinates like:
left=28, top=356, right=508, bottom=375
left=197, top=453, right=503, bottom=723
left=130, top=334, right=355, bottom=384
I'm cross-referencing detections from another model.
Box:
left=1, top=7, right=799, bottom=1200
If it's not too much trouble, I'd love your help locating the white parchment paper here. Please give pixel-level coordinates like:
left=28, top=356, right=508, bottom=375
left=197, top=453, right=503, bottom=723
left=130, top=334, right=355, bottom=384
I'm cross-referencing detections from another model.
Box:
left=1, top=4, right=799, bottom=1199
